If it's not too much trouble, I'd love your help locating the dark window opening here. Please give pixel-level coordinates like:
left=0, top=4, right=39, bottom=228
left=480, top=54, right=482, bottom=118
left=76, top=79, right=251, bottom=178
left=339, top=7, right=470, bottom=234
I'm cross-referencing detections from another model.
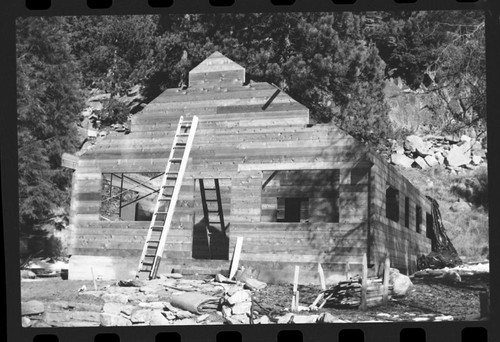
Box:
left=416, top=205, right=422, bottom=233
left=386, top=186, right=399, bottom=223
left=425, top=213, right=436, bottom=250
left=405, top=197, right=410, bottom=228
left=351, top=168, right=369, bottom=185
left=277, top=197, right=309, bottom=223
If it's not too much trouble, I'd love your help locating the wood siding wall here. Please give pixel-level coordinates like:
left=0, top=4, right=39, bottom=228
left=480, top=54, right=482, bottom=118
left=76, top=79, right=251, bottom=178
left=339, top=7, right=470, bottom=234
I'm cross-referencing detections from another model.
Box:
left=368, top=152, right=432, bottom=274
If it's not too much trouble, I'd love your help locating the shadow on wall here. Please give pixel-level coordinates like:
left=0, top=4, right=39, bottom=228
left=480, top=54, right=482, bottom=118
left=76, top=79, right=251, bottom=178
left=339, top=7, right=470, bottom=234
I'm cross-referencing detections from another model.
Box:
left=192, top=218, right=229, bottom=260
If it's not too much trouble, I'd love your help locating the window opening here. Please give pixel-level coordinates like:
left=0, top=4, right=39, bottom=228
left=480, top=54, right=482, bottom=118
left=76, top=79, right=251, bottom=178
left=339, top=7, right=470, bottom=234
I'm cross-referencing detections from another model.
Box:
left=277, top=197, right=309, bottom=222
left=416, top=205, right=422, bottom=233
left=405, top=197, right=410, bottom=228
left=386, top=186, right=399, bottom=223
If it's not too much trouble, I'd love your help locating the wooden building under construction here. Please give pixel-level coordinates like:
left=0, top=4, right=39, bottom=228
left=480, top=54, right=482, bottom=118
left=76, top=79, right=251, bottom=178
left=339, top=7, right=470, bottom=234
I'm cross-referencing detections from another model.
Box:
left=67, top=52, right=433, bottom=283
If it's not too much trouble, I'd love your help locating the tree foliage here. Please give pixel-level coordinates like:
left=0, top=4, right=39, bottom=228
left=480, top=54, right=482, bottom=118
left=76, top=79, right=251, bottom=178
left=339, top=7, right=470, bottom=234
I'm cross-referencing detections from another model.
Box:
left=17, top=17, right=84, bottom=233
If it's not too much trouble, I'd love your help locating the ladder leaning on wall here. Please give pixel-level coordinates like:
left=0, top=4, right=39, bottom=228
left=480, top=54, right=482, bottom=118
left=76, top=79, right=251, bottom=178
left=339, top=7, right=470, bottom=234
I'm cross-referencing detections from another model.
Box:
left=136, top=115, right=199, bottom=279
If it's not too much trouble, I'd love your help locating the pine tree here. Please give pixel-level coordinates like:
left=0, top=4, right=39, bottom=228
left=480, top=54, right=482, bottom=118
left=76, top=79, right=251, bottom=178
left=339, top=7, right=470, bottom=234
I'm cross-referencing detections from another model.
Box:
left=17, top=17, right=84, bottom=236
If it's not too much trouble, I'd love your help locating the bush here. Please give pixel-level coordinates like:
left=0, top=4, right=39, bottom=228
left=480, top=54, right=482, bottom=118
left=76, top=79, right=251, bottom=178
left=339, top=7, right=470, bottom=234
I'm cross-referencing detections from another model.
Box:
left=451, top=166, right=488, bottom=209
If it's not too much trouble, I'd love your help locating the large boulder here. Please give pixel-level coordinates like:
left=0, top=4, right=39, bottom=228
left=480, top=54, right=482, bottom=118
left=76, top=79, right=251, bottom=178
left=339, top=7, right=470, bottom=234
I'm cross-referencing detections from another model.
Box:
left=413, top=156, right=428, bottom=169
left=450, top=201, right=471, bottom=212
left=424, top=155, right=439, bottom=167
left=446, top=142, right=471, bottom=167
left=22, top=301, right=45, bottom=315
left=391, top=154, right=414, bottom=168
left=389, top=269, right=413, bottom=297
left=404, top=135, right=432, bottom=156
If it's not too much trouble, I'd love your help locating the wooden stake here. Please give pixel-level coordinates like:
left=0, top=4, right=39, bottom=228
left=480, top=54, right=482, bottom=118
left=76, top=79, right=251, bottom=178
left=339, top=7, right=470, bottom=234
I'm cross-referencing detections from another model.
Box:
left=382, top=254, right=390, bottom=305
left=318, top=263, right=326, bottom=291
left=90, top=267, right=97, bottom=291
left=359, top=253, right=367, bottom=311
left=293, top=265, right=300, bottom=292
left=292, top=266, right=300, bottom=312
left=345, top=261, right=350, bottom=280
left=295, top=291, right=300, bottom=310
left=229, top=237, right=243, bottom=280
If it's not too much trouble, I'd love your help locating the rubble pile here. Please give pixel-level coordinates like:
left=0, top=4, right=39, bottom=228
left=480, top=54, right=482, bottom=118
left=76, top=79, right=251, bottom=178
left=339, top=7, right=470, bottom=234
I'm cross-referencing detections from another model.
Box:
left=390, top=134, right=486, bottom=173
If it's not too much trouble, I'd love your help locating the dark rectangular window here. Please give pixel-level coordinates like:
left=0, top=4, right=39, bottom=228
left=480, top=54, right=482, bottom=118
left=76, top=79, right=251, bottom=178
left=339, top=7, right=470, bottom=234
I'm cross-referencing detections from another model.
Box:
left=405, top=197, right=410, bottom=228
left=426, top=212, right=434, bottom=239
left=277, top=197, right=309, bottom=222
left=416, top=205, right=422, bottom=233
left=351, top=168, right=369, bottom=185
left=386, top=186, right=399, bottom=223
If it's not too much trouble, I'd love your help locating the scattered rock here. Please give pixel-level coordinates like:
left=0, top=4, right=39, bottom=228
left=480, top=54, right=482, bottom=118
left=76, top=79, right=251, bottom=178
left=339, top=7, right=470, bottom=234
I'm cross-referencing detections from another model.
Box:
left=100, top=313, right=132, bottom=326
left=227, top=290, right=251, bottom=305
left=450, top=201, right=471, bottom=212
left=102, top=302, right=126, bottom=315
left=435, top=153, right=445, bottom=165
left=150, top=310, right=170, bottom=326
left=21, top=317, right=32, bottom=327
left=390, top=269, right=413, bottom=297
left=175, top=310, right=195, bottom=319
left=130, top=309, right=152, bottom=324
left=231, top=301, right=252, bottom=315
left=21, top=270, right=37, bottom=279
left=102, top=293, right=129, bottom=304
left=22, top=301, right=45, bottom=316
left=424, top=155, right=439, bottom=167
left=391, top=154, right=414, bottom=168
left=471, top=155, right=482, bottom=165
left=413, top=156, right=428, bottom=169
left=446, top=142, right=471, bottom=167
left=256, top=315, right=271, bottom=324
left=230, top=314, right=250, bottom=324
left=404, top=135, right=431, bottom=156
left=196, top=314, right=210, bottom=323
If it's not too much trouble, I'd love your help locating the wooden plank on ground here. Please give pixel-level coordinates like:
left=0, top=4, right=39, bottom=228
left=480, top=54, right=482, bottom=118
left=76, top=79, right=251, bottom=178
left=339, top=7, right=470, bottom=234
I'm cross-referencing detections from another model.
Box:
left=229, top=236, right=243, bottom=280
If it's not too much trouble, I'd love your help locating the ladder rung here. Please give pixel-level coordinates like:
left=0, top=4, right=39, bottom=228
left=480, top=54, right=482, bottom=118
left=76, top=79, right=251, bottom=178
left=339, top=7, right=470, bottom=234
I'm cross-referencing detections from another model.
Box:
left=173, top=146, right=186, bottom=149
left=205, top=199, right=218, bottom=202
left=138, top=269, right=150, bottom=272
left=207, top=210, right=220, bottom=213
left=145, top=254, right=156, bottom=258
left=180, top=123, right=192, bottom=128
left=162, top=185, right=175, bottom=188
left=170, top=158, right=182, bottom=163
left=146, top=240, right=160, bottom=244
left=204, top=188, right=217, bottom=190
left=210, top=221, right=221, bottom=224
left=142, top=261, right=154, bottom=266
left=176, top=133, right=189, bottom=137
left=151, top=226, right=163, bottom=230
left=156, top=211, right=168, bottom=215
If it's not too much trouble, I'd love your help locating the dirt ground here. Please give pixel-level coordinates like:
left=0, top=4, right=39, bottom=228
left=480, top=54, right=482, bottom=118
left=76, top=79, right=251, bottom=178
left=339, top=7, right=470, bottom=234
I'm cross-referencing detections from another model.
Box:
left=21, top=271, right=488, bottom=323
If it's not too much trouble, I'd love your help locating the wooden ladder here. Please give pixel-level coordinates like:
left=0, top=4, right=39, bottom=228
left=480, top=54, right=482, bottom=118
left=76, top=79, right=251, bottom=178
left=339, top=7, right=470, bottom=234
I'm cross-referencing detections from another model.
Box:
left=136, top=115, right=198, bottom=279
left=199, top=179, right=226, bottom=258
